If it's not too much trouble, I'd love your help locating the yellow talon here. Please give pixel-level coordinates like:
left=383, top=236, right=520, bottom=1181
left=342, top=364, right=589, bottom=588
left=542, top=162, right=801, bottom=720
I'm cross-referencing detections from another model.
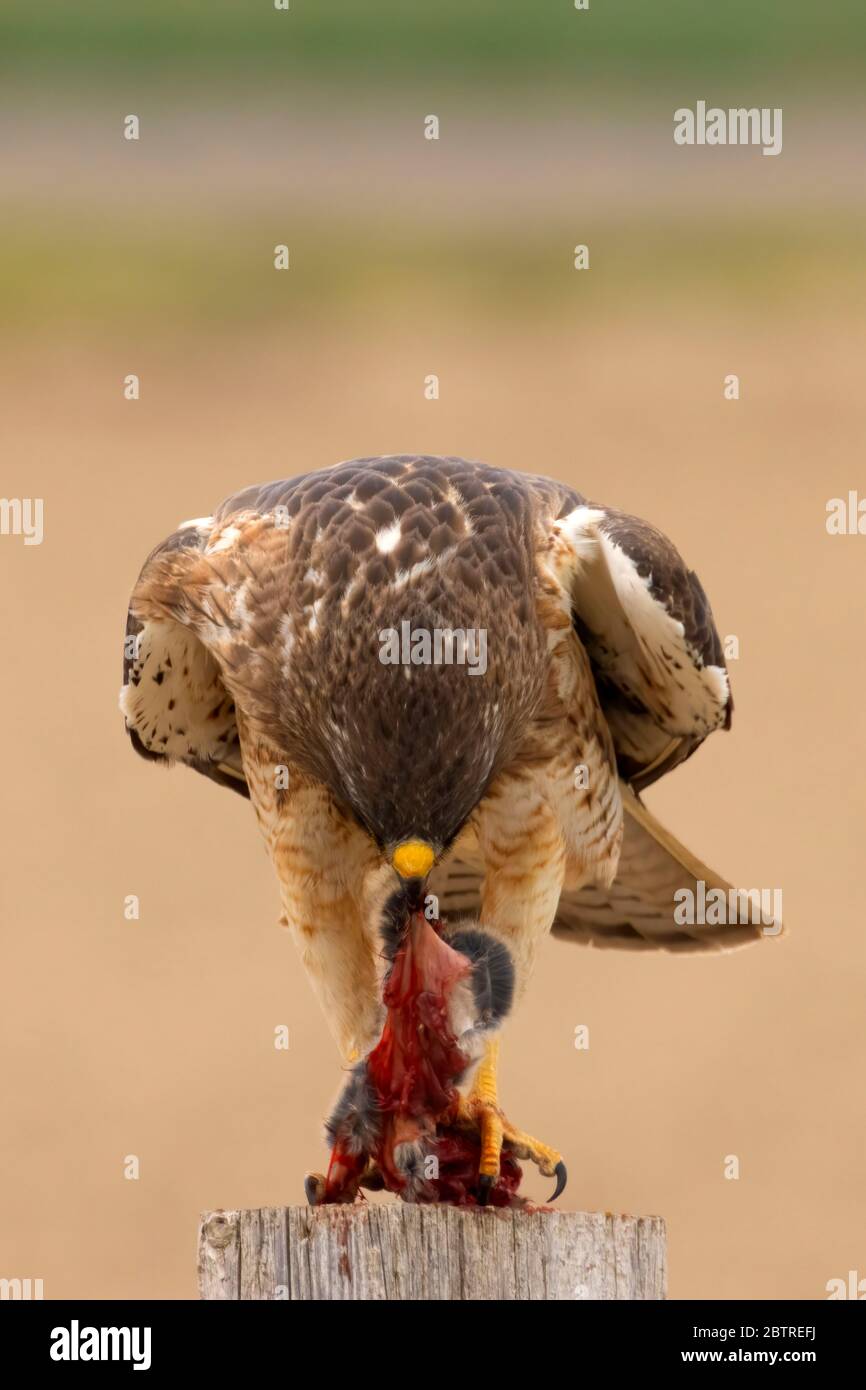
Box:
left=457, top=1038, right=567, bottom=1199
left=479, top=1106, right=504, bottom=1181
left=499, top=1116, right=562, bottom=1180
left=475, top=1037, right=500, bottom=1107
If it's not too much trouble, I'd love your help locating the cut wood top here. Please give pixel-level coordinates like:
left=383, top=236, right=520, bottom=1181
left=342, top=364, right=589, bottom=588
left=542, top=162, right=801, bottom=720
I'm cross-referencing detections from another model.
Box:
left=198, top=1204, right=666, bottom=1301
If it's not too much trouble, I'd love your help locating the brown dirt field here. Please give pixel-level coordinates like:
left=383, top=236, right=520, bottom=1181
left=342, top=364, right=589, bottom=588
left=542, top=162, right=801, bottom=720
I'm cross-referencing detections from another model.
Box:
left=1, top=309, right=864, bottom=1298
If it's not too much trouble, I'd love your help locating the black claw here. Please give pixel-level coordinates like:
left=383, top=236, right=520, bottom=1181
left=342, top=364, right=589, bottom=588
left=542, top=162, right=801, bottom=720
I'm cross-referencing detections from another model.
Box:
left=359, top=1165, right=385, bottom=1192
left=477, top=1174, right=495, bottom=1207
left=304, top=1173, right=325, bottom=1207
left=548, top=1161, right=567, bottom=1203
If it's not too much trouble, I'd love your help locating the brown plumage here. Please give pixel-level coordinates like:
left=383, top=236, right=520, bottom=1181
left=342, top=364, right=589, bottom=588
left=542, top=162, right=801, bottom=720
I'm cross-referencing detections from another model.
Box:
left=120, top=456, right=770, bottom=1196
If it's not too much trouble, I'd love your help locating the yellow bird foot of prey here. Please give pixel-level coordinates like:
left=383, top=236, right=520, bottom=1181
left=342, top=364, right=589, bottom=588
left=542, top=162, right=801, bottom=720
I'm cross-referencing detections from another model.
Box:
left=452, top=1038, right=567, bottom=1205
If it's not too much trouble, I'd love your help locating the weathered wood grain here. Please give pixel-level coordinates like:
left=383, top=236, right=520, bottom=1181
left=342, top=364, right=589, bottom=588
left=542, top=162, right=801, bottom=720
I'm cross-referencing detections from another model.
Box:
left=198, top=1205, right=666, bottom=1301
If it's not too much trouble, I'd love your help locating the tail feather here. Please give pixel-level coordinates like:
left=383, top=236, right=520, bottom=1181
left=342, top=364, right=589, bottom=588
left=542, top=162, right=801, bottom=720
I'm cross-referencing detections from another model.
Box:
left=430, top=784, right=780, bottom=954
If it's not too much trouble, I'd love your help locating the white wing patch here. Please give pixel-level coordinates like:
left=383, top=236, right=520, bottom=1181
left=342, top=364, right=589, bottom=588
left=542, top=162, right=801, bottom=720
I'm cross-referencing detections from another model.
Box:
left=552, top=507, right=729, bottom=740
left=596, top=530, right=728, bottom=734
left=375, top=521, right=401, bottom=554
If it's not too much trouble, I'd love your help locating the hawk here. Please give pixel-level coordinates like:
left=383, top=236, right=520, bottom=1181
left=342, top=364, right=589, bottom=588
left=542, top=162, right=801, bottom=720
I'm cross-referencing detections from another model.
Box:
left=120, top=455, right=763, bottom=1200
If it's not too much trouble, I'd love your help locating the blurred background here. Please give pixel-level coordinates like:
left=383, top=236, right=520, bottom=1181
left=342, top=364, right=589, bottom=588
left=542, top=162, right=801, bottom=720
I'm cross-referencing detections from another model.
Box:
left=1, top=2, right=864, bottom=1299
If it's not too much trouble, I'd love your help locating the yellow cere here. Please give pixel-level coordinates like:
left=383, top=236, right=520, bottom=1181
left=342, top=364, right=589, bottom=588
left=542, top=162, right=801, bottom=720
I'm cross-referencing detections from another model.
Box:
left=391, top=840, right=435, bottom=880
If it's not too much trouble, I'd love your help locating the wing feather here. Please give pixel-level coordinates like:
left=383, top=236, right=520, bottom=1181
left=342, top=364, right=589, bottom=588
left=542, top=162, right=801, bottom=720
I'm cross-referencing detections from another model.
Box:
left=120, top=518, right=250, bottom=797
left=548, top=502, right=732, bottom=791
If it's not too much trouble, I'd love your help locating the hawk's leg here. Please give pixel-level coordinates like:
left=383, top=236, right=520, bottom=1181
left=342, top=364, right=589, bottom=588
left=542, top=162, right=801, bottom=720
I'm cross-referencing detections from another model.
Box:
left=452, top=1038, right=567, bottom=1202
left=462, top=783, right=571, bottom=1201
left=237, top=730, right=384, bottom=1064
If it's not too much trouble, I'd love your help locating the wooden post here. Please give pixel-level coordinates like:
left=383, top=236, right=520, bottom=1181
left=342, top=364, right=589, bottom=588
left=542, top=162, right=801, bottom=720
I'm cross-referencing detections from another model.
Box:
left=198, top=1205, right=666, bottom=1300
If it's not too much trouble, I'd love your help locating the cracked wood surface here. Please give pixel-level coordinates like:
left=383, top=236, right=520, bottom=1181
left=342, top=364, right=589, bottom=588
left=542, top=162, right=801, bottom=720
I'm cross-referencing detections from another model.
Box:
left=198, top=1205, right=666, bottom=1300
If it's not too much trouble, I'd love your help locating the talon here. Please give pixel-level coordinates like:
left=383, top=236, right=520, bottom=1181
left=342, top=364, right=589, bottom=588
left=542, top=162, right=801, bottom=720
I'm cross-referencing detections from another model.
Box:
left=359, top=1163, right=385, bottom=1192
left=461, top=1039, right=565, bottom=1201
left=304, top=1171, right=325, bottom=1207
left=548, top=1160, right=567, bottom=1203
left=477, top=1173, right=495, bottom=1207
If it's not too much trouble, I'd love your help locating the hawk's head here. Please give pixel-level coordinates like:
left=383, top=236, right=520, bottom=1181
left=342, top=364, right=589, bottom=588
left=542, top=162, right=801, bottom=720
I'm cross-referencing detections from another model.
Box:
left=272, top=585, right=548, bottom=885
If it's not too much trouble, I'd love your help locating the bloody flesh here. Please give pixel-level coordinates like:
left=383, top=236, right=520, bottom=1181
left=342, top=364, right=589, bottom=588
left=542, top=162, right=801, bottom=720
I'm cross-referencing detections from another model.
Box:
left=323, top=908, right=525, bottom=1206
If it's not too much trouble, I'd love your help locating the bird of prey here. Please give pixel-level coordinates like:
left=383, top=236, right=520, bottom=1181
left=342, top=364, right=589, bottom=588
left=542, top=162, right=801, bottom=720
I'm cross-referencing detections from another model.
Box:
left=120, top=454, right=762, bottom=1201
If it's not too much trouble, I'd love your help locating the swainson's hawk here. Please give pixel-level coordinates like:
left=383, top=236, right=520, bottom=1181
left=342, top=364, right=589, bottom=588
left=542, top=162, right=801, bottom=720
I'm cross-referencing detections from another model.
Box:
left=120, top=455, right=764, bottom=1196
